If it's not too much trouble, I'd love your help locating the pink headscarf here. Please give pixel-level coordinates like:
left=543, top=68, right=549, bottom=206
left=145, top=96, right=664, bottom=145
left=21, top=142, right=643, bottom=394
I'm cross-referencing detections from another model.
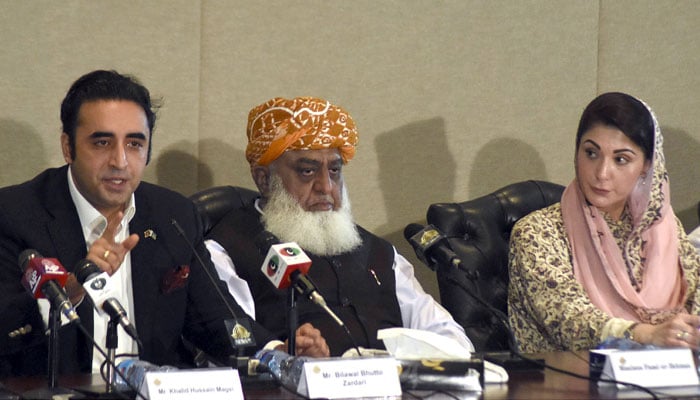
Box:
left=561, top=94, right=685, bottom=324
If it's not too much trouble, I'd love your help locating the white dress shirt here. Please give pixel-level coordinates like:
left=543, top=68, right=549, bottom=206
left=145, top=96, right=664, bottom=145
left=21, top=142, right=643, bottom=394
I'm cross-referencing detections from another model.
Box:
left=67, top=166, right=138, bottom=373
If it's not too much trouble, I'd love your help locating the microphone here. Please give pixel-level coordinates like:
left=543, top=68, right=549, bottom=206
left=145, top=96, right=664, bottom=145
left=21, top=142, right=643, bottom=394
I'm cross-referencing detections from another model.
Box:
left=18, top=249, right=80, bottom=323
left=404, top=223, right=478, bottom=280
left=171, top=219, right=257, bottom=352
left=259, top=243, right=312, bottom=290
left=255, top=232, right=344, bottom=327
left=292, top=273, right=344, bottom=327
left=74, top=259, right=141, bottom=344
left=255, top=231, right=362, bottom=356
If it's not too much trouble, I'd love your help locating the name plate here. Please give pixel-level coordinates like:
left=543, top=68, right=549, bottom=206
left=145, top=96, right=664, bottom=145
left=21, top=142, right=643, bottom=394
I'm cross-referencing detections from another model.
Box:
left=590, top=348, right=699, bottom=388
left=143, top=368, right=243, bottom=400
left=298, top=357, right=402, bottom=399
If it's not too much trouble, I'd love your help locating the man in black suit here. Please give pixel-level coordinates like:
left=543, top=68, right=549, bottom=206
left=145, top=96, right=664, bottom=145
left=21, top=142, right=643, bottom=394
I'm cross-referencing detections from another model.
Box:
left=0, top=70, right=327, bottom=377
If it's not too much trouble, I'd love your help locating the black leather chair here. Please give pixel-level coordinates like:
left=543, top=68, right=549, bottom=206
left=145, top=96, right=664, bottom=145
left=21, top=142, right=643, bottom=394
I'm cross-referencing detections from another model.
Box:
left=416, top=180, right=565, bottom=352
left=189, top=185, right=259, bottom=235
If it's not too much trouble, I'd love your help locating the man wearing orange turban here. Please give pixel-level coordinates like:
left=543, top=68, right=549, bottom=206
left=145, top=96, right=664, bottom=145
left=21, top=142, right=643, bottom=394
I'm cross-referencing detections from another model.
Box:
left=245, top=96, right=358, bottom=167
left=205, top=97, right=473, bottom=357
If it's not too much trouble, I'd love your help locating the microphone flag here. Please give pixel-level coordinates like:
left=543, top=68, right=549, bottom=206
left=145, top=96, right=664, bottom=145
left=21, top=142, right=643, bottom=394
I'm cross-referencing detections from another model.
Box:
left=22, top=256, right=69, bottom=298
left=261, top=242, right=311, bottom=289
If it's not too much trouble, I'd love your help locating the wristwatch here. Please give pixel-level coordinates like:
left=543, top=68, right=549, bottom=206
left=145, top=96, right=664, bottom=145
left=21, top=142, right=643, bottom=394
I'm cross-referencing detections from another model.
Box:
left=623, top=322, right=639, bottom=341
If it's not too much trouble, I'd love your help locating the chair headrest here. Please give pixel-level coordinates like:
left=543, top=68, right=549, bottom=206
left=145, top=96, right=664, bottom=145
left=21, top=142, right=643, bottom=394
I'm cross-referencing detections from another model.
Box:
left=189, top=185, right=259, bottom=235
left=428, top=180, right=565, bottom=241
left=418, top=180, right=565, bottom=351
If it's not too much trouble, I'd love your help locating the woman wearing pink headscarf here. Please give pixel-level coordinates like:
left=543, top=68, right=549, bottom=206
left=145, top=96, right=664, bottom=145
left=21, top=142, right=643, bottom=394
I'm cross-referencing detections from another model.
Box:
left=508, top=92, right=700, bottom=353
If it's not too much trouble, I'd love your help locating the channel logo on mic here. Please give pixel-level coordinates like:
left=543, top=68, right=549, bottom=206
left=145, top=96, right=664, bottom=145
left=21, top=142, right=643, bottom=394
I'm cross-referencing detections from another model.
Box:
left=266, top=256, right=280, bottom=277
left=265, top=247, right=301, bottom=276
left=281, top=247, right=300, bottom=256
left=42, top=259, right=62, bottom=273
left=90, top=277, right=108, bottom=290
left=260, top=242, right=312, bottom=289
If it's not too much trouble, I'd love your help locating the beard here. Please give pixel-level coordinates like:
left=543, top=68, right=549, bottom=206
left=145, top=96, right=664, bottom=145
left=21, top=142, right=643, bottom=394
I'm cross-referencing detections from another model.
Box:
left=261, top=175, right=362, bottom=256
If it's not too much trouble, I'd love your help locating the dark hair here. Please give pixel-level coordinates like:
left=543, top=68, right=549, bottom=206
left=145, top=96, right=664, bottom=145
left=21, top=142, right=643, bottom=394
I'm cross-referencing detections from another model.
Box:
left=60, top=70, right=158, bottom=163
left=575, top=92, right=654, bottom=161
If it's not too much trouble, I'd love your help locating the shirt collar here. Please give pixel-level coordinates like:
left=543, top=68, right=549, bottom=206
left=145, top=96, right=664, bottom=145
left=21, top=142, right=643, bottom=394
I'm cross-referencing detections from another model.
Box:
left=254, top=197, right=265, bottom=215
left=66, top=166, right=136, bottom=247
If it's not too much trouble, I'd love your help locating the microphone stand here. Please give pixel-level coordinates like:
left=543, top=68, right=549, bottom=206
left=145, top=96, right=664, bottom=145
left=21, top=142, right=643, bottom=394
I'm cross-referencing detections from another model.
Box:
left=288, top=288, right=298, bottom=355
left=23, top=304, right=85, bottom=399
left=105, top=318, right=119, bottom=393
left=48, top=306, right=60, bottom=389
left=442, top=267, right=545, bottom=373
left=71, top=319, right=126, bottom=399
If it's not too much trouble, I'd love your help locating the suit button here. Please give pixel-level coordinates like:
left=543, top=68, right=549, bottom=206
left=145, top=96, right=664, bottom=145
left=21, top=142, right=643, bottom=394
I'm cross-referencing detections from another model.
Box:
left=8, top=324, right=32, bottom=338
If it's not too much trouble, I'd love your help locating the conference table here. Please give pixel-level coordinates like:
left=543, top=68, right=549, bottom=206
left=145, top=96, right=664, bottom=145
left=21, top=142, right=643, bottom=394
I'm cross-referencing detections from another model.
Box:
left=3, top=351, right=700, bottom=399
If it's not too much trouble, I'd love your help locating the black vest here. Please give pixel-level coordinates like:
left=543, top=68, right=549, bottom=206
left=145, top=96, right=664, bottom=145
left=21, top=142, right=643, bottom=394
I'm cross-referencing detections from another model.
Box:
left=206, top=202, right=403, bottom=356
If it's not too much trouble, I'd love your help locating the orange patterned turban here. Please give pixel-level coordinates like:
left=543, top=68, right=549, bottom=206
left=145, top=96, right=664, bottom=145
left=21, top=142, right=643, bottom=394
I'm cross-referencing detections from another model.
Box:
left=245, top=97, right=358, bottom=166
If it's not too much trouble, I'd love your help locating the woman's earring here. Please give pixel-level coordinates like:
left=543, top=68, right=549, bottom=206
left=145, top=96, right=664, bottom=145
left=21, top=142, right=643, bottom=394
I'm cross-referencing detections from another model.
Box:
left=640, top=174, right=647, bottom=185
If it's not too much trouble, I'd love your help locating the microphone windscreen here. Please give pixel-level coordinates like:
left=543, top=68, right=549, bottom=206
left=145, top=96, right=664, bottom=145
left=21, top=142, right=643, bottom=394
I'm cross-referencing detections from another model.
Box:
left=18, top=249, right=40, bottom=271
left=404, top=223, right=426, bottom=242
left=74, top=259, right=102, bottom=284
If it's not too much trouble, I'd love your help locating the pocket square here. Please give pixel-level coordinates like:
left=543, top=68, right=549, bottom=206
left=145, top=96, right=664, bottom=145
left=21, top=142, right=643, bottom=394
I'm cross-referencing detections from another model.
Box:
left=161, top=265, right=190, bottom=294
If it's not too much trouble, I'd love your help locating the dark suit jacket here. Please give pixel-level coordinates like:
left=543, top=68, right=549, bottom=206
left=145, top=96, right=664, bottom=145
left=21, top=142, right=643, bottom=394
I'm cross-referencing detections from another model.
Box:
left=0, top=166, right=272, bottom=376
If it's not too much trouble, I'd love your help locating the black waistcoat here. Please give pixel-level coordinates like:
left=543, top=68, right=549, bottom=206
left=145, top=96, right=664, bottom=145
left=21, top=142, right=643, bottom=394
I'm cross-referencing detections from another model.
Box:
left=206, top=202, right=403, bottom=356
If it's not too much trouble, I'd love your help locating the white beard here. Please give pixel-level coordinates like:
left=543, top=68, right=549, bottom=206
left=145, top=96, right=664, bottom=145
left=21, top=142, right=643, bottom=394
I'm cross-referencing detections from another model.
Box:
left=261, top=175, right=362, bottom=256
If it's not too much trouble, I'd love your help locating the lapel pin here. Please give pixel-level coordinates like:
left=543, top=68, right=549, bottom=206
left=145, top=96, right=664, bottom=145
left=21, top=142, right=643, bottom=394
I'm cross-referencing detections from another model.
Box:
left=144, top=229, right=157, bottom=240
left=369, top=268, right=381, bottom=286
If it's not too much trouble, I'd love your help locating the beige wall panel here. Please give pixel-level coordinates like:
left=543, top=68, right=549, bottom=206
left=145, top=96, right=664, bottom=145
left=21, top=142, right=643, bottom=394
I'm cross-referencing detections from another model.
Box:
left=200, top=1, right=599, bottom=295
left=598, top=0, right=700, bottom=230
left=0, top=1, right=201, bottom=193
left=8, top=1, right=693, bottom=305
